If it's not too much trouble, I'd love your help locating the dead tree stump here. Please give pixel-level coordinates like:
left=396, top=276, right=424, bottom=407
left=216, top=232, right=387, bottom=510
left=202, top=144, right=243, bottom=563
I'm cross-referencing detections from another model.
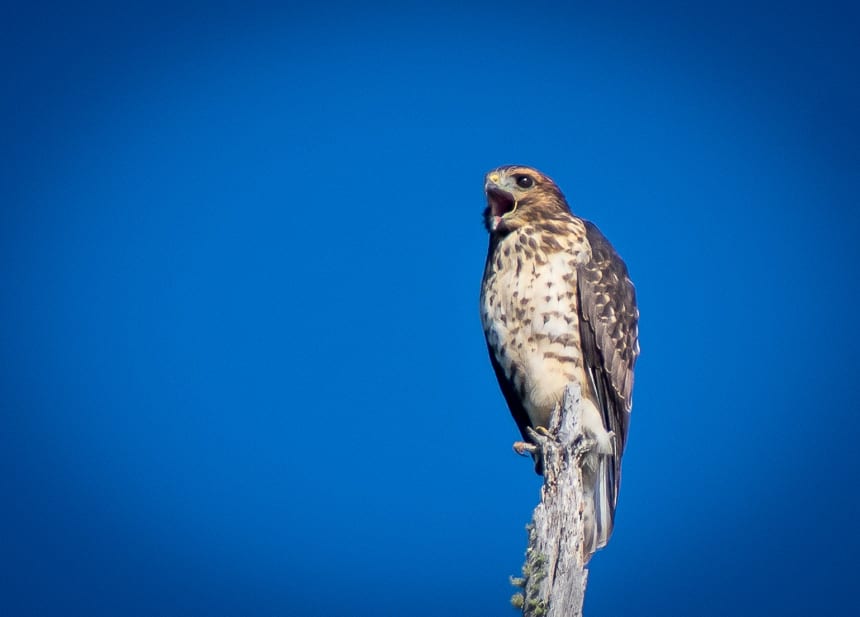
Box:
left=511, top=383, right=591, bottom=617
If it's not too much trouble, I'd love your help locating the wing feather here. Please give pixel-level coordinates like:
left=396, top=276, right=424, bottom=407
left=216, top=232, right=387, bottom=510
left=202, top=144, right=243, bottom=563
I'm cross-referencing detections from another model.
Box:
left=577, top=221, right=639, bottom=513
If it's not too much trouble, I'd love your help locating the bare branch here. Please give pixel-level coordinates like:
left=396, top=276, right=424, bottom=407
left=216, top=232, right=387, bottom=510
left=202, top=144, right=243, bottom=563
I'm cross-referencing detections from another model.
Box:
left=512, top=383, right=590, bottom=617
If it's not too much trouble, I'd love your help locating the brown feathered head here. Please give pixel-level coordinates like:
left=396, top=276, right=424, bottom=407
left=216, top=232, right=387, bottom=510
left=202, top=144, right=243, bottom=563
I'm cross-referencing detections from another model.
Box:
left=483, top=165, right=571, bottom=234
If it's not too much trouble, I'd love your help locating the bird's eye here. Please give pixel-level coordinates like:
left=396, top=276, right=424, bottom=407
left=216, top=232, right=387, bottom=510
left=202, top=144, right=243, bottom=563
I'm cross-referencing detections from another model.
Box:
left=515, top=175, right=534, bottom=189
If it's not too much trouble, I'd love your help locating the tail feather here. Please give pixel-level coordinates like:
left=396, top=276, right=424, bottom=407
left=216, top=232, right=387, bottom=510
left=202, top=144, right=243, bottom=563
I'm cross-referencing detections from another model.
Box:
left=582, top=452, right=617, bottom=555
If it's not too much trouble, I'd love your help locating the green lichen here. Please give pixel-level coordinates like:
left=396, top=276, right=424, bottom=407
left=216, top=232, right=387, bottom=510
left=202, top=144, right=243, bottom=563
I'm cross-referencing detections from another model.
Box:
left=526, top=598, right=548, bottom=616
left=511, top=593, right=525, bottom=609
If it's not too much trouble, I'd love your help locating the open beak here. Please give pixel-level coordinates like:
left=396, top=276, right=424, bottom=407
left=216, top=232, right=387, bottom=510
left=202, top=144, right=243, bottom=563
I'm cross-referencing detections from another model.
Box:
left=486, top=186, right=517, bottom=218
left=484, top=180, right=517, bottom=231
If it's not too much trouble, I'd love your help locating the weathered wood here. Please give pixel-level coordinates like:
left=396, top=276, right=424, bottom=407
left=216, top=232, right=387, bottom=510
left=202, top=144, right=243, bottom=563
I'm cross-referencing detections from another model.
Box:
left=511, top=383, right=590, bottom=617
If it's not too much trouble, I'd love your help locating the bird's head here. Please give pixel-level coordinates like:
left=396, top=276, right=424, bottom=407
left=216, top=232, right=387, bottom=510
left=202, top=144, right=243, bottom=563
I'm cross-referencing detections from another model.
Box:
left=483, top=165, right=569, bottom=234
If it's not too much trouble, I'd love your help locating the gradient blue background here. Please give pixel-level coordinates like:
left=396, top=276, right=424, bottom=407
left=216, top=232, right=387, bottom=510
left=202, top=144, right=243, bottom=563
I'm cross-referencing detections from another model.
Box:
left=3, top=2, right=859, bottom=615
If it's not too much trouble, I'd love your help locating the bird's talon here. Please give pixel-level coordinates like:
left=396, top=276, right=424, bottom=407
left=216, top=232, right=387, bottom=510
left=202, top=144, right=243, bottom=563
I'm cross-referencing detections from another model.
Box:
left=513, top=440, right=537, bottom=456
left=534, top=426, right=552, bottom=437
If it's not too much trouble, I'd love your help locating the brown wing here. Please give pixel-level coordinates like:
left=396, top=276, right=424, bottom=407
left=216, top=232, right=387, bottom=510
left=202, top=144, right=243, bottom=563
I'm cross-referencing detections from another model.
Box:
left=577, top=221, right=639, bottom=511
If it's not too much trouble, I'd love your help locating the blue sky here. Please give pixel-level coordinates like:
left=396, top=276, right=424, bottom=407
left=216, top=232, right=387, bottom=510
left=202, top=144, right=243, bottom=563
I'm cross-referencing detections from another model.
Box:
left=2, top=2, right=859, bottom=615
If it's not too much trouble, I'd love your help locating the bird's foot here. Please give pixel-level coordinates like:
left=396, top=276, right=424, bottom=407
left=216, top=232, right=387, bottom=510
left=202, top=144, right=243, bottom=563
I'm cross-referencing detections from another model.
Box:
left=572, top=435, right=596, bottom=467
left=533, top=426, right=552, bottom=438
left=512, top=441, right=538, bottom=457
left=524, top=425, right=553, bottom=449
left=573, top=430, right=615, bottom=470
left=515, top=426, right=553, bottom=459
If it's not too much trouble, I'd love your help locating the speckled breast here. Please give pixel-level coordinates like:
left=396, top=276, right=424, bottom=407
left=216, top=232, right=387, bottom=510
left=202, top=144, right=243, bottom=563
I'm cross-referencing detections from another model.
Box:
left=480, top=223, right=590, bottom=428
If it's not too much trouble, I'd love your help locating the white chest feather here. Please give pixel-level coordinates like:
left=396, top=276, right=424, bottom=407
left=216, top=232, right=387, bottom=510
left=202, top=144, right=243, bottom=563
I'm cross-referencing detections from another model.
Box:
left=481, top=229, right=589, bottom=427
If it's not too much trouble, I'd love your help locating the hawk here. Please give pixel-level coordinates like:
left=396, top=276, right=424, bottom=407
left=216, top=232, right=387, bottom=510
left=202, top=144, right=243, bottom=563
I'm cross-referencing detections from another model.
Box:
left=479, top=165, right=639, bottom=553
